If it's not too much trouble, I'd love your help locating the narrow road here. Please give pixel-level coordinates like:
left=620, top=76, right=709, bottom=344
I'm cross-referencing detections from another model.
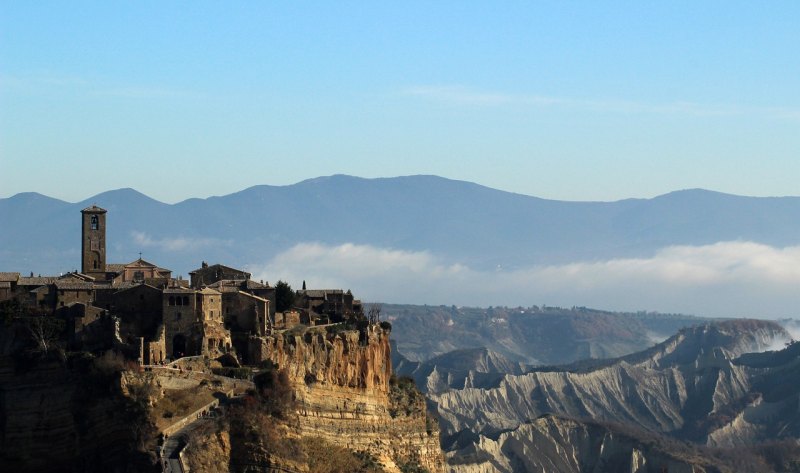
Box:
left=161, top=413, right=217, bottom=473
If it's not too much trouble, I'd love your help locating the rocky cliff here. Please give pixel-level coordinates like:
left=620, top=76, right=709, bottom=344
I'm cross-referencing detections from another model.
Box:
left=186, top=324, right=445, bottom=473
left=254, top=324, right=444, bottom=472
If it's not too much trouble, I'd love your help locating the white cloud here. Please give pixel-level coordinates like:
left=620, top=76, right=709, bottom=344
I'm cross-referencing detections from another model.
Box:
left=131, top=231, right=230, bottom=252
left=253, top=241, right=800, bottom=318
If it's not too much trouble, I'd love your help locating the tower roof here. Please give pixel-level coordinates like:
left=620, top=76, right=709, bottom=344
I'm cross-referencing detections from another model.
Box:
left=81, top=205, right=107, bottom=213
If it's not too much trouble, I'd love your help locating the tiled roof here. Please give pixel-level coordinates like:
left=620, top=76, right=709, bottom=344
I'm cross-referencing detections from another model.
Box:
left=109, top=281, right=139, bottom=290
left=114, top=283, right=160, bottom=294
left=300, top=289, right=344, bottom=298
left=59, top=272, right=95, bottom=282
left=212, top=286, right=240, bottom=293
left=124, top=258, right=159, bottom=268
left=207, top=279, right=270, bottom=290
left=106, top=264, right=126, bottom=273
left=237, top=291, right=269, bottom=303
left=244, top=280, right=270, bottom=289
left=0, top=282, right=10, bottom=289
left=0, top=272, right=20, bottom=282
left=163, top=287, right=196, bottom=294
left=198, top=287, right=221, bottom=295
left=18, top=277, right=57, bottom=286
left=188, top=263, right=249, bottom=275
left=81, top=205, right=107, bottom=213
left=54, top=280, right=94, bottom=290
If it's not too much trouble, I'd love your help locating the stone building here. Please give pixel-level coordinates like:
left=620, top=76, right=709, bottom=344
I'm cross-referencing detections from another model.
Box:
left=207, top=278, right=275, bottom=319
left=296, top=289, right=362, bottom=323
left=0, top=272, right=19, bottom=302
left=162, top=286, right=230, bottom=359
left=189, top=262, right=250, bottom=288
left=112, top=258, right=172, bottom=284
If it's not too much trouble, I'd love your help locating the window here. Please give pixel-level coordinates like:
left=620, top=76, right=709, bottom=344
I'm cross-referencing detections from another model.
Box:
left=169, top=296, right=175, bottom=306
left=93, top=260, right=98, bottom=269
left=183, top=296, right=189, bottom=306
left=133, top=271, right=144, bottom=282
left=90, top=215, right=98, bottom=230
left=176, top=312, right=181, bottom=320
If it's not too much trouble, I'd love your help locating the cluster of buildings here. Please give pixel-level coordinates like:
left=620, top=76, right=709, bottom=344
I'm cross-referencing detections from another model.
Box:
left=0, top=206, right=363, bottom=365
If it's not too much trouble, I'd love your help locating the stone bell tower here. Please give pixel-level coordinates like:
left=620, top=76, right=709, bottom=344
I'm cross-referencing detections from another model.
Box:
left=81, top=205, right=107, bottom=278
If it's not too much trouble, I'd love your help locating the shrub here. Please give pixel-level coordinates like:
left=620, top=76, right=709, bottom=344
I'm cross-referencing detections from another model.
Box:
left=253, top=368, right=294, bottom=417
left=211, top=367, right=252, bottom=379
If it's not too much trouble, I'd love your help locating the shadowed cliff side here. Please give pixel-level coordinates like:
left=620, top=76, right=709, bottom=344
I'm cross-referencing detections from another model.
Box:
left=0, top=354, right=158, bottom=472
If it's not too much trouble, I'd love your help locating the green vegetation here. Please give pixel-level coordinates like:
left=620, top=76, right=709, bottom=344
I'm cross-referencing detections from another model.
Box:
left=274, top=280, right=295, bottom=312
left=211, top=366, right=252, bottom=379
left=389, top=374, right=426, bottom=418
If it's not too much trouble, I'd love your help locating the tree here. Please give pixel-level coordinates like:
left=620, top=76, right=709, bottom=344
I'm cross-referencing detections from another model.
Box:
left=275, top=280, right=295, bottom=312
left=367, top=304, right=382, bottom=324
left=24, top=316, right=64, bottom=356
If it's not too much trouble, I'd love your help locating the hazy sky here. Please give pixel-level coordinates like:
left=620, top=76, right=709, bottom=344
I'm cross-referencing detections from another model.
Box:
left=2, top=2, right=799, bottom=203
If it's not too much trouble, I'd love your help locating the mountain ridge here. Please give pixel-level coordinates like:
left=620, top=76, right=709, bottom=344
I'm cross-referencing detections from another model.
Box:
left=7, top=175, right=800, bottom=205
left=3, top=175, right=800, bottom=279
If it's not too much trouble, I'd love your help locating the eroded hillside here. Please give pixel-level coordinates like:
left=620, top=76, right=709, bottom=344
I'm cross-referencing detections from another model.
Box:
left=427, top=320, right=800, bottom=472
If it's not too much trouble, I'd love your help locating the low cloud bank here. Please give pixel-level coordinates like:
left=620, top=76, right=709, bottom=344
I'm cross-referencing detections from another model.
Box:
left=253, top=241, right=800, bottom=319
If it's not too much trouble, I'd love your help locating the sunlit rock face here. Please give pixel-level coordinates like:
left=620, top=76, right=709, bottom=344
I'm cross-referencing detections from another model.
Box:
left=249, top=325, right=446, bottom=473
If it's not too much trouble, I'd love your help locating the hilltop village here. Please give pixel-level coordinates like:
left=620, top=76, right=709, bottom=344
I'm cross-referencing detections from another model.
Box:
left=0, top=206, right=444, bottom=473
left=0, top=205, right=365, bottom=366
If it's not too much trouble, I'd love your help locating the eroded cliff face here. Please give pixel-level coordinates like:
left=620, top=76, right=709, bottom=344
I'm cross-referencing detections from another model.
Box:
left=246, top=325, right=445, bottom=473
left=448, top=415, right=726, bottom=473
left=433, top=321, right=787, bottom=443
left=428, top=320, right=795, bottom=471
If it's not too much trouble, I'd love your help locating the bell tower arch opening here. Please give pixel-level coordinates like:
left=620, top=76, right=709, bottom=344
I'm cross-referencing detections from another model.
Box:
left=81, top=205, right=107, bottom=278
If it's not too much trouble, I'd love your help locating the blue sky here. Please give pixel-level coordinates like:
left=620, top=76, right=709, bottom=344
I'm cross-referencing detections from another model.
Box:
left=2, top=1, right=799, bottom=203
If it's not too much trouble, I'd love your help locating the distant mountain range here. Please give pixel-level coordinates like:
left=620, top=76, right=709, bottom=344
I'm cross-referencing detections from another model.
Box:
left=2, top=175, right=800, bottom=276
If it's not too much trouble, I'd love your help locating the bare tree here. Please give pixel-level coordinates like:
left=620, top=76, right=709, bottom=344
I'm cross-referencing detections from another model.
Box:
left=367, top=304, right=382, bottom=324
left=24, top=316, right=63, bottom=356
